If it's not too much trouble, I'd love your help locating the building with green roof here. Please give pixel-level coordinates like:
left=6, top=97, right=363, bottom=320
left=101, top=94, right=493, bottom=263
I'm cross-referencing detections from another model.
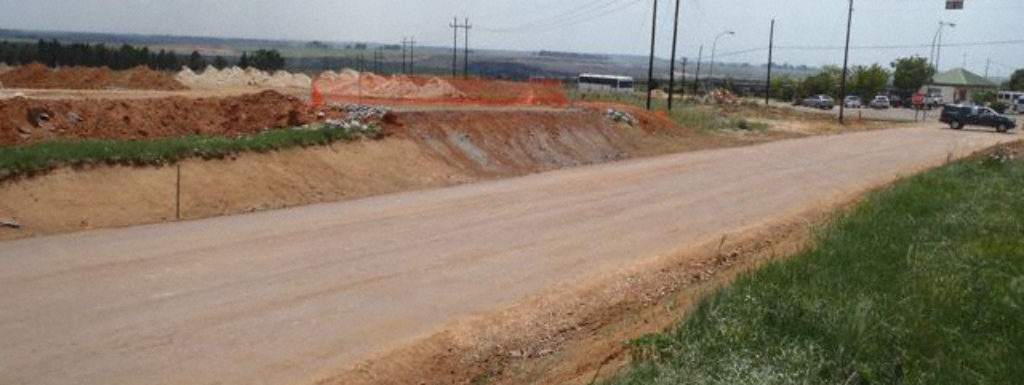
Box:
left=923, top=68, right=998, bottom=105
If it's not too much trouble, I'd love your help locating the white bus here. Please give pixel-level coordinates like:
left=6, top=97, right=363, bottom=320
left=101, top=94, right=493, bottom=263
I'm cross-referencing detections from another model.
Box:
left=578, top=74, right=634, bottom=93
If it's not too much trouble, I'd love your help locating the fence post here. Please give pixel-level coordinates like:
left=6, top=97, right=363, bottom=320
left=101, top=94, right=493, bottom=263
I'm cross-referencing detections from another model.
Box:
left=175, top=164, right=181, bottom=221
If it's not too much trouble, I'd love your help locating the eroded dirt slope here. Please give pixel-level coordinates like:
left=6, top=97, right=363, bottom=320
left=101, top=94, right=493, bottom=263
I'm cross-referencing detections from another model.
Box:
left=0, top=107, right=778, bottom=239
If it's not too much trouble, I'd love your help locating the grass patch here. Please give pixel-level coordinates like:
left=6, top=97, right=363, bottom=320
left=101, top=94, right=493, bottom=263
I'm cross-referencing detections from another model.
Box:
left=0, top=123, right=381, bottom=180
left=608, top=144, right=1024, bottom=384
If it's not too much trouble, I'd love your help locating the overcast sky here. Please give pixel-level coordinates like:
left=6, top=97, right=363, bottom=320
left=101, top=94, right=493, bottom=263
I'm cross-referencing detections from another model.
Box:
left=2, top=0, right=1022, bottom=76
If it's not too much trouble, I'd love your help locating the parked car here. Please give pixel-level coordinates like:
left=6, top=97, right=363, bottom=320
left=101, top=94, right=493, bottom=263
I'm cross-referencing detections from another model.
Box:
left=869, top=95, right=891, bottom=109
left=844, top=96, right=862, bottom=108
left=889, top=95, right=905, bottom=108
left=802, top=95, right=835, bottom=110
left=1016, top=98, right=1024, bottom=114
left=924, top=94, right=944, bottom=109
left=940, top=104, right=1017, bottom=133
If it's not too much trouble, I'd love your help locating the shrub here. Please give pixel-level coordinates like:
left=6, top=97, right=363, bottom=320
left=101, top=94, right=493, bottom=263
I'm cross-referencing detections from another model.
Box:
left=990, top=101, right=1009, bottom=114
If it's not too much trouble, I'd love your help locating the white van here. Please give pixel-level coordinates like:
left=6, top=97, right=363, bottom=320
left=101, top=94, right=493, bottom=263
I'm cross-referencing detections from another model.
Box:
left=1016, top=97, right=1024, bottom=114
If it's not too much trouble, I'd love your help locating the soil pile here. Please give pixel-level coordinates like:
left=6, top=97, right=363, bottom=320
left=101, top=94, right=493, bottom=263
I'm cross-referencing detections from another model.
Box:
left=0, top=90, right=311, bottom=144
left=177, top=66, right=312, bottom=89
left=315, top=70, right=466, bottom=101
left=315, top=70, right=567, bottom=107
left=0, top=63, right=186, bottom=90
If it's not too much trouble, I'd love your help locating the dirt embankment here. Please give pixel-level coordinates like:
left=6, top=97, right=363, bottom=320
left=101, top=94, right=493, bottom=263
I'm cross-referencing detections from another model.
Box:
left=0, top=90, right=311, bottom=144
left=0, top=106, right=781, bottom=240
left=0, top=63, right=186, bottom=90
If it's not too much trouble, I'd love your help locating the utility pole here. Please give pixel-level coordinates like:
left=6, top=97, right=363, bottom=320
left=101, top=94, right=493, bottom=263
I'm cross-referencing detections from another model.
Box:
left=450, top=17, right=459, bottom=78
left=409, top=37, right=416, bottom=75
left=680, top=57, right=688, bottom=96
left=667, top=0, right=682, bottom=111
left=838, top=0, right=853, bottom=125
left=693, top=45, right=703, bottom=94
left=376, top=47, right=384, bottom=73
left=766, top=19, right=775, bottom=106
left=645, top=0, right=659, bottom=110
left=401, top=37, right=408, bottom=74
left=985, top=58, right=990, bottom=78
left=464, top=18, right=472, bottom=79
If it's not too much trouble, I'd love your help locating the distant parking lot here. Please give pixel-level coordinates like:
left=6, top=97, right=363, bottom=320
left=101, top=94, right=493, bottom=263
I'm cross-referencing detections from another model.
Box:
left=766, top=100, right=946, bottom=123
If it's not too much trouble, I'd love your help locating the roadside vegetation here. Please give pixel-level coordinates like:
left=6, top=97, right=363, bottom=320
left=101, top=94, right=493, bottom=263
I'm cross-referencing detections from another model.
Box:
left=570, top=90, right=769, bottom=131
left=608, top=143, right=1024, bottom=384
left=0, top=123, right=381, bottom=180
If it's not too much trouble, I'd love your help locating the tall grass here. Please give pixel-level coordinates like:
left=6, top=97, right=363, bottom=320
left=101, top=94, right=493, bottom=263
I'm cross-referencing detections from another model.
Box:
left=0, top=124, right=380, bottom=179
left=608, top=147, right=1024, bottom=384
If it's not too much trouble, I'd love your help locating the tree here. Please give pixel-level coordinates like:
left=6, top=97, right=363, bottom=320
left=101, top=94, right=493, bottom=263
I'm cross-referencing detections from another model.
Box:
left=213, top=56, right=229, bottom=70
left=248, top=49, right=285, bottom=71
left=891, top=56, right=935, bottom=93
left=771, top=76, right=798, bottom=101
left=800, top=66, right=843, bottom=97
left=1007, top=69, right=1024, bottom=91
left=849, top=64, right=890, bottom=98
left=187, top=51, right=206, bottom=71
left=238, top=52, right=250, bottom=69
left=973, top=90, right=996, bottom=105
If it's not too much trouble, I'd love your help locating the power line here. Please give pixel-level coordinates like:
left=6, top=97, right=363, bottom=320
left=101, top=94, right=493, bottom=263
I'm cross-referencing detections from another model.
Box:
left=528, top=0, right=638, bottom=33
left=480, top=0, right=643, bottom=34
left=778, top=39, right=1024, bottom=51
left=479, top=0, right=629, bottom=33
left=711, top=39, right=1024, bottom=59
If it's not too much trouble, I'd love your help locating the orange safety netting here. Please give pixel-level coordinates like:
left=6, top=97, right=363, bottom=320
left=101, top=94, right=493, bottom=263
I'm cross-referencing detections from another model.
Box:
left=311, top=72, right=568, bottom=109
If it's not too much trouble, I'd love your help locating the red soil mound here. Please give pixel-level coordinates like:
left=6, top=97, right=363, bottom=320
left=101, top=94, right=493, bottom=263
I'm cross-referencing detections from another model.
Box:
left=313, top=73, right=568, bottom=108
left=0, top=63, right=186, bottom=91
left=0, top=90, right=311, bottom=145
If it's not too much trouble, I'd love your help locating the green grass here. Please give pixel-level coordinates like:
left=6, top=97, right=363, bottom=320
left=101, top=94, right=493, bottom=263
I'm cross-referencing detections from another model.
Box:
left=608, top=145, right=1024, bottom=385
left=569, top=90, right=767, bottom=132
left=0, top=124, right=380, bottom=179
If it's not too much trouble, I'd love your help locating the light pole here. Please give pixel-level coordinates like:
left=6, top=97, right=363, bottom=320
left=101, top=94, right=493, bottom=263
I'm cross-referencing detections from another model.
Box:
left=708, top=30, right=735, bottom=90
left=930, top=21, right=956, bottom=71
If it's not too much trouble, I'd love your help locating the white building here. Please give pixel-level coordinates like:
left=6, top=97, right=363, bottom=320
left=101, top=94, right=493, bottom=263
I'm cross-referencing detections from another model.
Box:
left=922, top=68, right=997, bottom=104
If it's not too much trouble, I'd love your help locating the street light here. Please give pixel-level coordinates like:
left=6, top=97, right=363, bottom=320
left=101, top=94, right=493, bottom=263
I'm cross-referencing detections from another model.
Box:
left=930, top=21, right=956, bottom=71
left=708, top=30, right=736, bottom=90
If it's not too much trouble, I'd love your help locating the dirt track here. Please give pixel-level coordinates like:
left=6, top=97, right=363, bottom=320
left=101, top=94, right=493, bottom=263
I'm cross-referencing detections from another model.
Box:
left=0, top=126, right=1016, bottom=385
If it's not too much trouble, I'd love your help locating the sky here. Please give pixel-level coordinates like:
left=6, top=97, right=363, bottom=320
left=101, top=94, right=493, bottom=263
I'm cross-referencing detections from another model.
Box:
left=1, top=0, right=1022, bottom=76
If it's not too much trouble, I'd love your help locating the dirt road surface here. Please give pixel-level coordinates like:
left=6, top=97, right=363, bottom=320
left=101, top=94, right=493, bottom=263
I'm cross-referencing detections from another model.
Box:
left=0, top=126, right=1016, bottom=385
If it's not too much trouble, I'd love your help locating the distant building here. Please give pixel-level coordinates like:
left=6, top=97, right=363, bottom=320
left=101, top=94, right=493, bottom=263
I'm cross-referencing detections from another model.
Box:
left=922, top=68, right=997, bottom=104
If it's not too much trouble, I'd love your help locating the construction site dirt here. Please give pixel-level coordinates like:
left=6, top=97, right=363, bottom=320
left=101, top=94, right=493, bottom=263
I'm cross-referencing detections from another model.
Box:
left=0, top=127, right=1016, bottom=385
left=0, top=90, right=310, bottom=144
left=312, top=71, right=570, bottom=108
left=0, top=63, right=186, bottom=91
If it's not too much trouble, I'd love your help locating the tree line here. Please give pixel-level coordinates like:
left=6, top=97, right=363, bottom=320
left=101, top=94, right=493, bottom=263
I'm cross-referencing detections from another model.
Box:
left=769, top=57, right=937, bottom=102
left=0, top=39, right=286, bottom=72
left=770, top=56, right=1024, bottom=103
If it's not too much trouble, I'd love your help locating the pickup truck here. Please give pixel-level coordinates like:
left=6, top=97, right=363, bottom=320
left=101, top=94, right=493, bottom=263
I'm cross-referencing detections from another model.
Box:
left=940, top=104, right=1017, bottom=133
